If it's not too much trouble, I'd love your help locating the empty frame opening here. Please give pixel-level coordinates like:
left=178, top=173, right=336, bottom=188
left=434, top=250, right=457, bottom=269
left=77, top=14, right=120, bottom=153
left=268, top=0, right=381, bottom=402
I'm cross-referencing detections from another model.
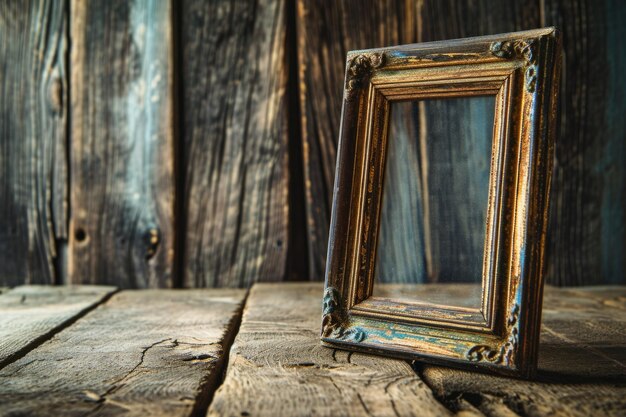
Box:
left=372, top=96, right=496, bottom=310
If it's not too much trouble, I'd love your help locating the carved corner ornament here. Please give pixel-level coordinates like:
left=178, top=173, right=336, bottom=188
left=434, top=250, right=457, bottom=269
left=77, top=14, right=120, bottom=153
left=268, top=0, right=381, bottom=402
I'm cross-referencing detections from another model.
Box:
left=467, top=304, right=520, bottom=365
left=321, top=287, right=366, bottom=343
left=345, top=52, right=385, bottom=96
left=490, top=39, right=538, bottom=92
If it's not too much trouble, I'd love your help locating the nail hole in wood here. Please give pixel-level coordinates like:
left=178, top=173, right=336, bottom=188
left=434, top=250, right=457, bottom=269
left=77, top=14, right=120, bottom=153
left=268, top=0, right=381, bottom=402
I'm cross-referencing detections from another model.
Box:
left=75, top=228, right=87, bottom=242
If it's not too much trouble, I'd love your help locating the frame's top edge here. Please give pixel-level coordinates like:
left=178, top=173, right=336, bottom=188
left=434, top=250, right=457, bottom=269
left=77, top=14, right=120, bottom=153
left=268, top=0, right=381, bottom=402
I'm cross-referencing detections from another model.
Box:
left=347, top=27, right=558, bottom=57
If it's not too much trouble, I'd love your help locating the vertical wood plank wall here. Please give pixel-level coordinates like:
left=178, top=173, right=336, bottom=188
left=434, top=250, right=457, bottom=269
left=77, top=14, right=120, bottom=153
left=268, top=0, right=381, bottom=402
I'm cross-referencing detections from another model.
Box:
left=543, top=0, right=626, bottom=285
left=0, top=0, right=624, bottom=287
left=180, top=0, right=289, bottom=288
left=69, top=0, right=175, bottom=287
left=297, top=0, right=423, bottom=280
left=0, top=1, right=68, bottom=285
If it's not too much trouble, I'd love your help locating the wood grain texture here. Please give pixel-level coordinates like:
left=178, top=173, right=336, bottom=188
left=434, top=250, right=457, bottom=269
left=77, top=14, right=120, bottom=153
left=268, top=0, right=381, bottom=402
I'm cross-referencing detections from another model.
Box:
left=208, top=283, right=452, bottom=417
left=0, top=289, right=246, bottom=416
left=0, top=0, right=68, bottom=286
left=69, top=0, right=175, bottom=288
left=543, top=0, right=626, bottom=285
left=297, top=0, right=540, bottom=281
left=421, top=286, right=626, bottom=417
left=299, top=0, right=626, bottom=287
left=180, top=0, right=290, bottom=288
left=419, top=0, right=541, bottom=41
left=419, top=98, right=493, bottom=283
left=0, top=285, right=116, bottom=369
left=376, top=98, right=494, bottom=284
left=297, top=0, right=423, bottom=280
left=375, top=104, right=428, bottom=284
left=372, top=283, right=483, bottom=308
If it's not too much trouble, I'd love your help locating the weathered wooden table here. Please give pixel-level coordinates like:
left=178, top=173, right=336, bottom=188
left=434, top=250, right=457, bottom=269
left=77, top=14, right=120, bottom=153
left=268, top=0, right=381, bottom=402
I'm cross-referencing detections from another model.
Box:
left=0, top=284, right=624, bottom=416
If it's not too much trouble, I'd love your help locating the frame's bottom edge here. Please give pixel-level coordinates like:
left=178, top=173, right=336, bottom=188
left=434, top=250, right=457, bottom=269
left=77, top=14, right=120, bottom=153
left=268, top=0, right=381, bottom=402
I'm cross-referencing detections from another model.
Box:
left=320, top=337, right=535, bottom=379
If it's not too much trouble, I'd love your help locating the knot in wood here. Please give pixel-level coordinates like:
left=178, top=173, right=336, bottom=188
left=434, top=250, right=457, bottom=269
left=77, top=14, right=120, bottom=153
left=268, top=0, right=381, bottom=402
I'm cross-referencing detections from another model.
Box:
left=145, top=228, right=160, bottom=259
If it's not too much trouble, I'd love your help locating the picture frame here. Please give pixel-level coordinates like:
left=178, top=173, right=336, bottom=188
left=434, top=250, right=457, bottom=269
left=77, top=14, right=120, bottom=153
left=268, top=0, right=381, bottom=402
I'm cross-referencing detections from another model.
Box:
left=321, top=28, right=561, bottom=378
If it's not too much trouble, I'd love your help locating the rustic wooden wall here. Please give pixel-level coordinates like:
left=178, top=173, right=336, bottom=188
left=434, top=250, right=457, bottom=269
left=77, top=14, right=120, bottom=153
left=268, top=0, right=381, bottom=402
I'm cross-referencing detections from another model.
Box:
left=543, top=0, right=626, bottom=285
left=0, top=0, right=68, bottom=286
left=179, top=0, right=290, bottom=288
left=69, top=0, right=175, bottom=288
left=375, top=98, right=495, bottom=285
left=297, top=0, right=626, bottom=286
left=0, top=0, right=624, bottom=287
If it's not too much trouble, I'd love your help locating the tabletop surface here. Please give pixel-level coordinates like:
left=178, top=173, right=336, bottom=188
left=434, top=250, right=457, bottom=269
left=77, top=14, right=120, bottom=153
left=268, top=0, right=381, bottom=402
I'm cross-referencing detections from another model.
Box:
left=0, top=283, right=624, bottom=417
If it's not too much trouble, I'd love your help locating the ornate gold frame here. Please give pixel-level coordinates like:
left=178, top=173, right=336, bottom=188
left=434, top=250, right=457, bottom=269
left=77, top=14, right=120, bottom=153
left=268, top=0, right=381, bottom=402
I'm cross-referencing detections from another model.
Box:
left=321, top=28, right=561, bottom=378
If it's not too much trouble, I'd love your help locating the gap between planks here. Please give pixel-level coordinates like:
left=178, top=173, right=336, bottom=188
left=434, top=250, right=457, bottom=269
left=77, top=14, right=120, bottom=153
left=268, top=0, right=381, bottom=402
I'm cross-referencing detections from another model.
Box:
left=206, top=283, right=455, bottom=417
left=191, top=288, right=249, bottom=417
left=5, top=284, right=622, bottom=416
left=0, top=285, right=118, bottom=370
left=419, top=286, right=626, bottom=417
left=0, top=288, right=248, bottom=417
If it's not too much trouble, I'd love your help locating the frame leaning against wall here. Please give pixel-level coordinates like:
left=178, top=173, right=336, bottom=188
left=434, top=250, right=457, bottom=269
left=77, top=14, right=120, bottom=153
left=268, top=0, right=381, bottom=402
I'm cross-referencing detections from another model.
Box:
left=321, top=28, right=561, bottom=378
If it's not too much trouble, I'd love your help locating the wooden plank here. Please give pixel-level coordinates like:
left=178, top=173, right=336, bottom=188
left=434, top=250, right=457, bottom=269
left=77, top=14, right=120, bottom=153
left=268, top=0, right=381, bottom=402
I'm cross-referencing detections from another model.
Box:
left=376, top=97, right=495, bottom=284
left=180, top=0, right=290, bottom=288
left=419, top=0, right=541, bottom=41
left=543, top=0, right=626, bottom=285
left=0, top=285, right=116, bottom=369
left=421, top=286, right=626, bottom=417
left=373, top=283, right=483, bottom=308
left=375, top=102, right=429, bottom=283
left=0, top=289, right=246, bottom=416
left=69, top=0, right=175, bottom=288
left=0, top=0, right=68, bottom=286
left=297, top=0, right=422, bottom=280
left=296, top=0, right=540, bottom=280
left=208, top=283, right=452, bottom=417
